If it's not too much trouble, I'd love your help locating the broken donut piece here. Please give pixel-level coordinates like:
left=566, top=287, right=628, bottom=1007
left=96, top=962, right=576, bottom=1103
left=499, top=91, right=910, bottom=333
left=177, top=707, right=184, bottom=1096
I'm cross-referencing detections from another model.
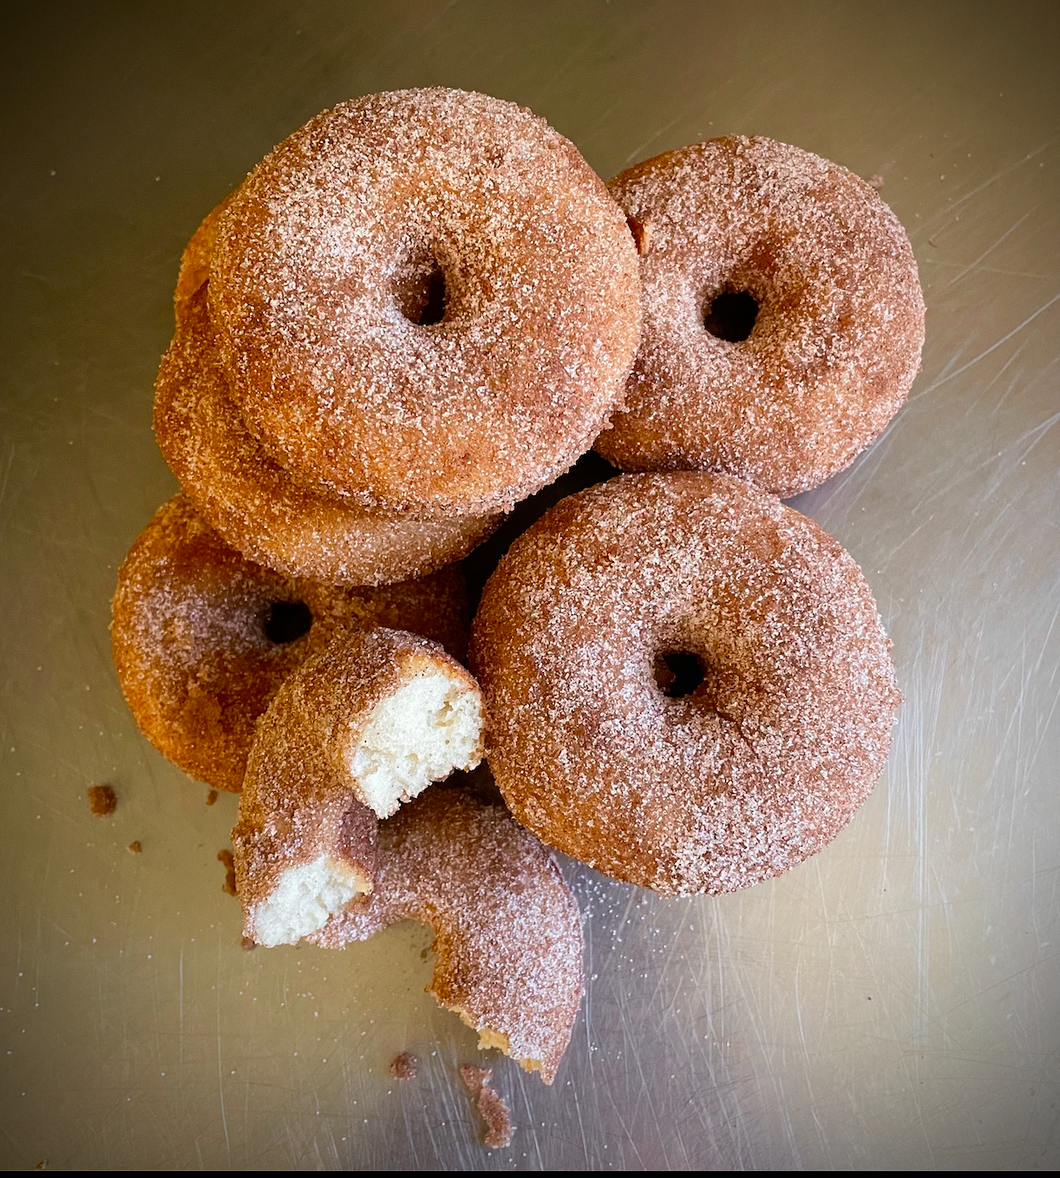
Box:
left=233, top=627, right=485, bottom=947
left=312, top=786, right=583, bottom=1084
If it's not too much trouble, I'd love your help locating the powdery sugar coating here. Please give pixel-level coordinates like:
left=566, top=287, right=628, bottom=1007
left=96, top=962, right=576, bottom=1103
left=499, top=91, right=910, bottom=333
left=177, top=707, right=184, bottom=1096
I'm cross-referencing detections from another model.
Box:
left=311, top=787, right=584, bottom=1085
left=110, top=496, right=470, bottom=792
left=209, top=88, right=641, bottom=517
left=470, top=472, right=901, bottom=896
left=597, top=137, right=925, bottom=496
left=232, top=628, right=482, bottom=938
left=156, top=284, right=500, bottom=585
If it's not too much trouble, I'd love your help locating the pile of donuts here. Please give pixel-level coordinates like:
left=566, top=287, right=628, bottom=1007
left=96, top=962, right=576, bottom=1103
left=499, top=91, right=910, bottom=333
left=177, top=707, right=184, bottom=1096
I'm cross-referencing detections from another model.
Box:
left=112, top=88, right=923, bottom=1089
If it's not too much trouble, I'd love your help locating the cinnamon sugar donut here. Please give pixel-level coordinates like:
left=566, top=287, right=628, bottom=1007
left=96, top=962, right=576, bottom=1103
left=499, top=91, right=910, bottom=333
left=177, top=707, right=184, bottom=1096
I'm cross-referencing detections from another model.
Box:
left=208, top=88, right=641, bottom=517
left=471, top=472, right=901, bottom=896
left=234, top=627, right=485, bottom=947
left=174, top=194, right=233, bottom=319
left=597, top=137, right=925, bottom=496
left=156, top=286, right=501, bottom=585
left=311, top=786, right=583, bottom=1085
left=111, top=496, right=470, bottom=792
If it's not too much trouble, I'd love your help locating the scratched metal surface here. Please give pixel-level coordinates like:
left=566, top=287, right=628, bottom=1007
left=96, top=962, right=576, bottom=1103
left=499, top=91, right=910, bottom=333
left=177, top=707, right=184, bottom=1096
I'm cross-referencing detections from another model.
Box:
left=1, top=1, right=1058, bottom=1169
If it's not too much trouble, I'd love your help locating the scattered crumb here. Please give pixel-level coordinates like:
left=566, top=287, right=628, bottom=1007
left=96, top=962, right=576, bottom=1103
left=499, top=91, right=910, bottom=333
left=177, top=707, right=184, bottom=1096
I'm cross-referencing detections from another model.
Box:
left=35, top=1162, right=47, bottom=1171
left=390, top=1051, right=418, bottom=1080
left=459, top=1064, right=513, bottom=1149
left=127, top=841, right=142, bottom=855
left=868, top=173, right=885, bottom=189
left=87, top=784, right=116, bottom=817
left=206, top=789, right=219, bottom=806
left=241, top=936, right=257, bottom=951
left=218, top=849, right=237, bottom=896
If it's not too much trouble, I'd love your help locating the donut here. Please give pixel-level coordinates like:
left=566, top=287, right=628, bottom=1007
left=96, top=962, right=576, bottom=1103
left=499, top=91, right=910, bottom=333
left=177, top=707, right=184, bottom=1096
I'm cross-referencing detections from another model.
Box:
left=156, top=284, right=501, bottom=585
left=110, top=495, right=470, bottom=792
left=311, top=786, right=583, bottom=1085
left=233, top=627, right=485, bottom=947
left=207, top=88, right=642, bottom=518
left=470, top=472, right=901, bottom=896
left=596, top=137, right=925, bottom=497
left=173, top=194, right=233, bottom=319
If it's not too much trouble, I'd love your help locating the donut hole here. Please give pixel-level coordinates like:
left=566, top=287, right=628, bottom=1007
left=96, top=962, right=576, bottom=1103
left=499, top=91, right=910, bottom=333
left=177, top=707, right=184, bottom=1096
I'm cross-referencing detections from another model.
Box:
left=392, top=248, right=448, bottom=326
left=654, top=650, right=707, bottom=699
left=263, top=600, right=313, bottom=644
left=703, top=290, right=759, bottom=342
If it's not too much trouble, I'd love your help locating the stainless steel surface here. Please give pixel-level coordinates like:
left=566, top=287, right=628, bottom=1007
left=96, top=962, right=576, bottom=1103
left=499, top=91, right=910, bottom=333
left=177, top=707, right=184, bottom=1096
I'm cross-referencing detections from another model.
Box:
left=2, top=1, right=1058, bottom=1169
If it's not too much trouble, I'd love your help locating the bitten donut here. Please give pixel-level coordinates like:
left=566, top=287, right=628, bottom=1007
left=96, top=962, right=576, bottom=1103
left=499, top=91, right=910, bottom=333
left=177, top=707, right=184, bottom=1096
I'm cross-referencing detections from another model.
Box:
left=111, top=496, right=470, bottom=792
left=208, top=87, right=641, bottom=517
left=156, top=285, right=501, bottom=585
left=471, top=472, right=901, bottom=896
left=312, top=786, right=584, bottom=1085
left=234, top=627, right=485, bottom=948
left=596, top=137, right=925, bottom=496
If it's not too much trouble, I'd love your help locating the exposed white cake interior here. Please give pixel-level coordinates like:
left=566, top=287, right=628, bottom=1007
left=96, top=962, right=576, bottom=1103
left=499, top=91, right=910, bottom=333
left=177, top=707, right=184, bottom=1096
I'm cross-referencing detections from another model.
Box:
left=351, top=668, right=484, bottom=817
left=252, top=854, right=369, bottom=948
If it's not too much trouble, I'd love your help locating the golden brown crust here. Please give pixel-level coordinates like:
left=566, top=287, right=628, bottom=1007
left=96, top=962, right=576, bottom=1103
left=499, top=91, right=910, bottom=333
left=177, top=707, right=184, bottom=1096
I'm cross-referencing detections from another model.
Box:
left=156, top=286, right=501, bottom=586
left=470, top=472, right=901, bottom=895
left=110, top=496, right=470, bottom=792
left=208, top=88, right=642, bottom=517
left=311, top=787, right=583, bottom=1085
left=597, top=137, right=925, bottom=496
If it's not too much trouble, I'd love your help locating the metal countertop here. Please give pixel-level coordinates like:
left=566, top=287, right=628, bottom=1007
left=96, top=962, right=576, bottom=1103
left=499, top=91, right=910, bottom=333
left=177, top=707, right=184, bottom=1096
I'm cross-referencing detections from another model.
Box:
left=1, top=2, right=1058, bottom=1169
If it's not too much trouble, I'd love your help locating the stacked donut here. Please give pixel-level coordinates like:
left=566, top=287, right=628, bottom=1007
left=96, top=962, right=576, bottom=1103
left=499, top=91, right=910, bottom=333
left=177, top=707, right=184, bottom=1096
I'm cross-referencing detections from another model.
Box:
left=112, top=89, right=923, bottom=1089
left=155, top=87, right=642, bottom=582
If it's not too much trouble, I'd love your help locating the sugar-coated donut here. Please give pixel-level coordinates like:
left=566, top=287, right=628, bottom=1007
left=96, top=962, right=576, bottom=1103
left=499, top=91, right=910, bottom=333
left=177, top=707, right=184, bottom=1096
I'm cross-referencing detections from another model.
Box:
left=233, top=627, right=485, bottom=948
left=311, top=786, right=583, bottom=1085
left=156, top=285, right=501, bottom=585
left=111, top=496, right=470, bottom=792
left=208, top=88, right=641, bottom=518
left=596, top=137, right=925, bottom=496
left=470, top=472, right=901, bottom=896
left=173, top=194, right=234, bottom=320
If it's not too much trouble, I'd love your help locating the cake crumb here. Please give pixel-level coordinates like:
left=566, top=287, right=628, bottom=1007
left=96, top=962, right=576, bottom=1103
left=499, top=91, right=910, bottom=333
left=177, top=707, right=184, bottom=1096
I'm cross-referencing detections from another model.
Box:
left=127, top=841, right=142, bottom=855
left=459, top=1064, right=513, bottom=1149
left=390, top=1051, right=418, bottom=1080
left=868, top=173, right=885, bottom=189
left=218, top=849, right=237, bottom=896
left=206, top=789, right=219, bottom=806
left=87, top=784, right=117, bottom=817
left=241, top=936, right=257, bottom=951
